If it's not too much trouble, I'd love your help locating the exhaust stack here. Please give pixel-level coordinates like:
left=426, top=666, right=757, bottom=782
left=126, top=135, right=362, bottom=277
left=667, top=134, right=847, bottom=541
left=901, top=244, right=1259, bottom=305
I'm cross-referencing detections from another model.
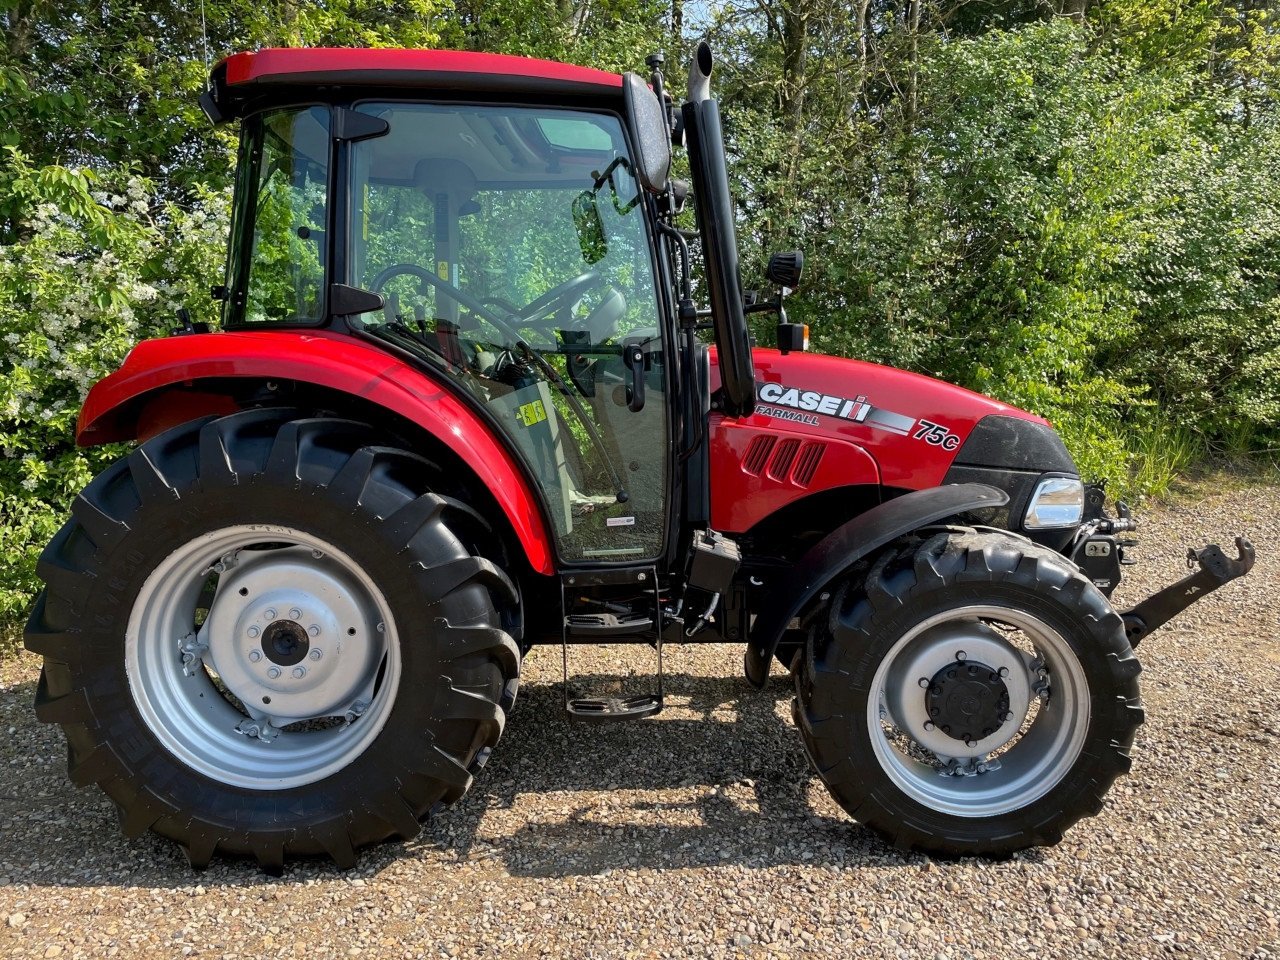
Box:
left=686, top=41, right=713, bottom=104
left=680, top=41, right=755, bottom=418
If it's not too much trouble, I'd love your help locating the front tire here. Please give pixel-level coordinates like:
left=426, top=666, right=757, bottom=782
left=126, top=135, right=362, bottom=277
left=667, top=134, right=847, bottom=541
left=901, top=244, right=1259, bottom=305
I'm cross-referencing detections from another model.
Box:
left=25, top=410, right=521, bottom=870
left=796, top=529, right=1143, bottom=856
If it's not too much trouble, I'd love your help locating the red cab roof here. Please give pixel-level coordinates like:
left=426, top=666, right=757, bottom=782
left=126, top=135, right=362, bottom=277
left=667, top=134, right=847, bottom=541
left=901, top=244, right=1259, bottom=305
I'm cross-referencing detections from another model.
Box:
left=220, top=47, right=623, bottom=93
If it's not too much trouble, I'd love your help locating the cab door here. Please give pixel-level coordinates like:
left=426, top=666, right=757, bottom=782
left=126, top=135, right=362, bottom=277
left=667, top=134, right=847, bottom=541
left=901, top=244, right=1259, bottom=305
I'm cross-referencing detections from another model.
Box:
left=345, top=102, right=672, bottom=564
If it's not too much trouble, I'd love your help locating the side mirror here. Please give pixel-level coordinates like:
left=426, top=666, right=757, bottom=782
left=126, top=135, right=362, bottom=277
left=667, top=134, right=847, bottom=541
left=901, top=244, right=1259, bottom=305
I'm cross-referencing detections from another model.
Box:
left=572, top=190, right=607, bottom=265
left=622, top=72, right=671, bottom=194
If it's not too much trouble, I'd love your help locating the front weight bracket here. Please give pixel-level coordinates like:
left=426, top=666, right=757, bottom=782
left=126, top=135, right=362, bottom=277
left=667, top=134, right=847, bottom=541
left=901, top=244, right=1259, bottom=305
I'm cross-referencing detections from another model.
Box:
left=1120, top=537, right=1256, bottom=647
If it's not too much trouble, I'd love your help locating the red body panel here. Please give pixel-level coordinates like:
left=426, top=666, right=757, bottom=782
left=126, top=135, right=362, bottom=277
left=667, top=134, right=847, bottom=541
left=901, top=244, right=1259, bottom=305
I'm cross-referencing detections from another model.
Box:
left=221, top=48, right=623, bottom=92
left=709, top=348, right=1046, bottom=533
left=79, top=331, right=556, bottom=576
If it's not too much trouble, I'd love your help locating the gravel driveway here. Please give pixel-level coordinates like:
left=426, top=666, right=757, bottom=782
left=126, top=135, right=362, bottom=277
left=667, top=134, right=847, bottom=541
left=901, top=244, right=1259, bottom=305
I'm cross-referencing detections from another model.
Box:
left=2, top=476, right=1277, bottom=959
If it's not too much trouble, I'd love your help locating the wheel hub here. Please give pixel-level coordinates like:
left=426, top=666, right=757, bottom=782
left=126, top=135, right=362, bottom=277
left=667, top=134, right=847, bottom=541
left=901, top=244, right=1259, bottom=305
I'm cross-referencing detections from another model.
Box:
left=203, top=545, right=383, bottom=725
left=262, top=620, right=309, bottom=666
left=925, top=659, right=1010, bottom=744
left=881, top=619, right=1033, bottom=758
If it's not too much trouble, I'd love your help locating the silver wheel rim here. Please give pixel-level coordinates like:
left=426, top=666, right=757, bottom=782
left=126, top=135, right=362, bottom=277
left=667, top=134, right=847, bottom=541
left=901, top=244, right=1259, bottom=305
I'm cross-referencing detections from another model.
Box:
left=868, top=605, right=1090, bottom=818
left=126, top=525, right=401, bottom=790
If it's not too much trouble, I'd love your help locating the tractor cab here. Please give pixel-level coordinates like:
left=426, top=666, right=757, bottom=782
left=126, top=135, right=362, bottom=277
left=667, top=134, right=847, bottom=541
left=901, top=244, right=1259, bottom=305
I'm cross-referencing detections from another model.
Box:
left=231, top=101, right=671, bottom=562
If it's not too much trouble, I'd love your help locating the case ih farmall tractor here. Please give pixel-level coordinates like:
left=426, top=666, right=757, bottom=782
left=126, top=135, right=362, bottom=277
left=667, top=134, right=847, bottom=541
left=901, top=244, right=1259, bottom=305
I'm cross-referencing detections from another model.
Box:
left=26, top=43, right=1254, bottom=871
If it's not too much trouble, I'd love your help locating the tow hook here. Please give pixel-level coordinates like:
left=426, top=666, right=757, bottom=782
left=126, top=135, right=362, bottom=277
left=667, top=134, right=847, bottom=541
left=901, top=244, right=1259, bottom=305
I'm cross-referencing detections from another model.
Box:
left=1120, top=537, right=1256, bottom=646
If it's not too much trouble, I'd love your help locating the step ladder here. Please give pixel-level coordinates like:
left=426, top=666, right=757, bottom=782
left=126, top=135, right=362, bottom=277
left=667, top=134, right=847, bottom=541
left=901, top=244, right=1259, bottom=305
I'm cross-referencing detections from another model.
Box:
left=560, top=566, right=663, bottom=721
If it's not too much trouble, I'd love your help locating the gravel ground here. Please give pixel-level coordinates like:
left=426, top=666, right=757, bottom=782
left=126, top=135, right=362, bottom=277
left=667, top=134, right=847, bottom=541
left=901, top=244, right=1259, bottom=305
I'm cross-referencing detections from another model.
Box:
left=1, top=476, right=1277, bottom=959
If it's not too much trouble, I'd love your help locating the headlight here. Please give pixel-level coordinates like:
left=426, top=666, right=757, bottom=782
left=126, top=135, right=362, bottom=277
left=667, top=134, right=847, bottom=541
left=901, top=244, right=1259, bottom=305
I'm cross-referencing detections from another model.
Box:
left=1024, top=477, right=1084, bottom=529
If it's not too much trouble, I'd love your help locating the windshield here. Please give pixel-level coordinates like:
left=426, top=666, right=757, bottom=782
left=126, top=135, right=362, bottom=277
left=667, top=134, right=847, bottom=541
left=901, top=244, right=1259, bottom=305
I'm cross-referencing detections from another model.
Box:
left=347, top=103, right=669, bottom=562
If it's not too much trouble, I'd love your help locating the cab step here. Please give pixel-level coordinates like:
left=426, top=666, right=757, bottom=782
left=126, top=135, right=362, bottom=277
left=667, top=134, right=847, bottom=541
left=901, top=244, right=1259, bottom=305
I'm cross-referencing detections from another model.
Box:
left=565, top=694, right=662, bottom=721
left=565, top=612, right=655, bottom=640
left=561, top=566, right=663, bottom=722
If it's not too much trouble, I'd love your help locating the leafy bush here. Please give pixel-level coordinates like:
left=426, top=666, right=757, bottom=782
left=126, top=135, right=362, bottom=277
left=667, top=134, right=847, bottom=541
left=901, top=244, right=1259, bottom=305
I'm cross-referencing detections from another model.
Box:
left=721, top=18, right=1279, bottom=491
left=0, top=150, right=227, bottom=619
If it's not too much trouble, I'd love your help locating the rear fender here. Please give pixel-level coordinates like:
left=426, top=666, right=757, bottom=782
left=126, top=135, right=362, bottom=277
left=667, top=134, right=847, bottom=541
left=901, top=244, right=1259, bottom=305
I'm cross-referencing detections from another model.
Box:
left=78, top=329, right=556, bottom=575
left=747, top=483, right=1009, bottom=659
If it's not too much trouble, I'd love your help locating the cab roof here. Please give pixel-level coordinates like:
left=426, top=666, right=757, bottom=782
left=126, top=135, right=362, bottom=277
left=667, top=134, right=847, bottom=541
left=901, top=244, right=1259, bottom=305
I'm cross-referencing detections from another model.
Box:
left=218, top=47, right=622, bottom=97
left=203, top=49, right=624, bottom=124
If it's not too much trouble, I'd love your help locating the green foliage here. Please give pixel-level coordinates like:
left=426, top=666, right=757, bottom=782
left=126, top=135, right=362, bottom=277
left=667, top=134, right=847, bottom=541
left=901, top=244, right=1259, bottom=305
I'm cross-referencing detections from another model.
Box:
left=710, top=3, right=1278, bottom=493
left=0, top=150, right=228, bottom=618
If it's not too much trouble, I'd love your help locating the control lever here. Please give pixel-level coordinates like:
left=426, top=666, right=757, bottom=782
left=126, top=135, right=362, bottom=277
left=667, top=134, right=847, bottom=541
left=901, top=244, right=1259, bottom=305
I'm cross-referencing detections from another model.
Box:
left=1120, top=537, right=1256, bottom=646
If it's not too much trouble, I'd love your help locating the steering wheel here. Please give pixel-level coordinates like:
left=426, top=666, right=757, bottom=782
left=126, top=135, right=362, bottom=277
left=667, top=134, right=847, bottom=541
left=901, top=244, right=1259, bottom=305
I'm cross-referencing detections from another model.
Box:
left=508, top=271, right=605, bottom=324
left=365, top=263, right=628, bottom=499
left=369, top=263, right=531, bottom=348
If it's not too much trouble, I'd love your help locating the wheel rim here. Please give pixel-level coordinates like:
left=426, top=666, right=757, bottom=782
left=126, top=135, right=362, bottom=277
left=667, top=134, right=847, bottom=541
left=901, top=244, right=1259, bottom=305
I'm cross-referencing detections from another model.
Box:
left=126, top=525, right=401, bottom=790
left=867, top=605, right=1090, bottom=818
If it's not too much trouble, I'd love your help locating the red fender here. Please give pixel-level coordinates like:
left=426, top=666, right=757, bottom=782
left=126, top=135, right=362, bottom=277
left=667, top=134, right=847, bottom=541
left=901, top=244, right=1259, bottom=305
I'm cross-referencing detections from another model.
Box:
left=79, top=329, right=556, bottom=575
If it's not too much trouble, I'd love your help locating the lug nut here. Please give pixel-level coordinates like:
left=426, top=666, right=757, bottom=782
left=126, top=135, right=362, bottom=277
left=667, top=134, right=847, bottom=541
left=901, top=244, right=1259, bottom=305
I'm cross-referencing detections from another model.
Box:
left=312, top=549, right=324, bottom=559
left=964, top=737, right=976, bottom=748
left=291, top=666, right=306, bottom=679
left=267, top=667, right=281, bottom=679
left=918, top=677, right=930, bottom=688
left=376, top=622, right=385, bottom=634
left=998, top=666, right=1010, bottom=678
left=289, top=608, right=302, bottom=620
left=247, top=626, right=260, bottom=638
left=309, top=648, right=322, bottom=661
left=248, top=650, right=262, bottom=662
left=956, top=650, right=967, bottom=661
left=265, top=609, right=277, bottom=620
left=923, top=721, right=935, bottom=731
left=308, top=625, right=321, bottom=637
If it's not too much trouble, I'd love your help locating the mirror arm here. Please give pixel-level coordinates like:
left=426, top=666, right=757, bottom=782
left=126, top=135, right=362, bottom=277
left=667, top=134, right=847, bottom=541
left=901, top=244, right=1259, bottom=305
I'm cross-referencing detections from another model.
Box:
left=743, top=298, right=783, bottom=316
left=655, top=219, right=694, bottom=303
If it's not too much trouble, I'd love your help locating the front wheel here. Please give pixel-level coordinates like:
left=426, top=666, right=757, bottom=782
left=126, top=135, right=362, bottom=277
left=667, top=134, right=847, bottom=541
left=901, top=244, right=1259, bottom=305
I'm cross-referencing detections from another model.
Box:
left=796, top=529, right=1144, bottom=856
left=25, top=410, right=521, bottom=870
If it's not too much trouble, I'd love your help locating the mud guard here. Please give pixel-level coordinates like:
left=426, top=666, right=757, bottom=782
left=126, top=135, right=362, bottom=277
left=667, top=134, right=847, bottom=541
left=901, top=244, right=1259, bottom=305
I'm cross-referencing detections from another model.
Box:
left=747, top=483, right=1009, bottom=668
left=75, top=330, right=557, bottom=575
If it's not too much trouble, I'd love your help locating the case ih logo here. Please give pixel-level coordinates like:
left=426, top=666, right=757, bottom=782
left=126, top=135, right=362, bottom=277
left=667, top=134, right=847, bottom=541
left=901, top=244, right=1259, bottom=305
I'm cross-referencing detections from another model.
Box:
left=756, top=382, right=917, bottom=436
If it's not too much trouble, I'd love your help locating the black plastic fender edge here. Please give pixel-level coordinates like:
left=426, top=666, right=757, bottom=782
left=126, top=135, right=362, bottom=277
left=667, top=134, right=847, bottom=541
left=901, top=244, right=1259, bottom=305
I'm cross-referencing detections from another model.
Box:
left=746, top=483, right=1009, bottom=676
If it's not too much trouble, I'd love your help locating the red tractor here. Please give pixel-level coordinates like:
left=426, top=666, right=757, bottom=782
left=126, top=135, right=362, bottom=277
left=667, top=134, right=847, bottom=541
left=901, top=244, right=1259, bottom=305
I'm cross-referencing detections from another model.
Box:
left=26, top=43, right=1254, bottom=870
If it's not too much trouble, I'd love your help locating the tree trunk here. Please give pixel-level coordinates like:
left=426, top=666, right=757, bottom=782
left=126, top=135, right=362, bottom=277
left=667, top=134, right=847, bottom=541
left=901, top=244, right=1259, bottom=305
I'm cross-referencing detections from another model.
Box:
left=905, top=0, right=922, bottom=134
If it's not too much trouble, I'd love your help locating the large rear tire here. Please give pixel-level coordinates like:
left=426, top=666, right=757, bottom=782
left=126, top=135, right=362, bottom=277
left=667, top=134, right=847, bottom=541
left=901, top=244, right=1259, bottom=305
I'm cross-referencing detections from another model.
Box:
left=796, top=529, right=1143, bottom=856
left=25, top=410, right=521, bottom=870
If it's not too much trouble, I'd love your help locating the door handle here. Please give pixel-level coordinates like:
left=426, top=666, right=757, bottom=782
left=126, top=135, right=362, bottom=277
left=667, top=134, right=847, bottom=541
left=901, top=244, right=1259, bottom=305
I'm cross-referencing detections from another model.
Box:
left=623, top=343, right=646, bottom=412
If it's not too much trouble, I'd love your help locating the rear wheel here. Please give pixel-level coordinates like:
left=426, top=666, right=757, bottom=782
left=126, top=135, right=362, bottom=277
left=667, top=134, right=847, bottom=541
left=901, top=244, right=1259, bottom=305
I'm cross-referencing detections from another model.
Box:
left=25, top=410, right=521, bottom=870
left=796, top=529, right=1143, bottom=856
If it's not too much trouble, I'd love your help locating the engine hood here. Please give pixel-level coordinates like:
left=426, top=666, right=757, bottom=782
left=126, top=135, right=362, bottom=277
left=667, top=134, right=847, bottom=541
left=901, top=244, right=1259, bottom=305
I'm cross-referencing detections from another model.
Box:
left=711, top=347, right=1053, bottom=490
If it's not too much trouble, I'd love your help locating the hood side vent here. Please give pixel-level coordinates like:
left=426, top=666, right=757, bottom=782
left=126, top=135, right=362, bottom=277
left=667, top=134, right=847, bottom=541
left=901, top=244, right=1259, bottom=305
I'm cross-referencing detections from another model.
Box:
left=792, top=441, right=826, bottom=486
left=767, top=438, right=801, bottom=481
left=743, top=435, right=776, bottom=475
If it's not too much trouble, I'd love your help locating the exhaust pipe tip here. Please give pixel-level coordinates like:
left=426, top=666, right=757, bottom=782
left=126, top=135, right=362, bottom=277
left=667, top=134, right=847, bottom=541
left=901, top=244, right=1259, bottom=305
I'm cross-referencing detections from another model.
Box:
left=686, top=40, right=713, bottom=104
